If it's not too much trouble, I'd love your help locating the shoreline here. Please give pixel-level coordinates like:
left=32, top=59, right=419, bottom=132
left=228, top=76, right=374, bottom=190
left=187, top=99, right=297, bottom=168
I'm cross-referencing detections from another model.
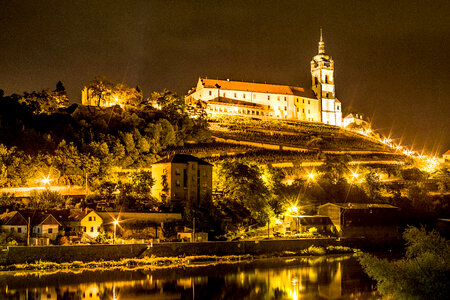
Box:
left=0, top=253, right=358, bottom=280
left=0, top=245, right=359, bottom=272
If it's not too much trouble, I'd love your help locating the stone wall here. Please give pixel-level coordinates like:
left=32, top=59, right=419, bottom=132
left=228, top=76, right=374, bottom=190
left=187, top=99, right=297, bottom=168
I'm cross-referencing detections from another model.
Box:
left=3, top=238, right=401, bottom=265
left=6, top=244, right=147, bottom=264
left=142, top=237, right=398, bottom=258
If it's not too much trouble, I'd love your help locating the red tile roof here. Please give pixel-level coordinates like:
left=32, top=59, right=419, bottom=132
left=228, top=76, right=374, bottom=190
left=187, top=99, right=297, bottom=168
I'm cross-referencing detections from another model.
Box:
left=200, top=78, right=317, bottom=99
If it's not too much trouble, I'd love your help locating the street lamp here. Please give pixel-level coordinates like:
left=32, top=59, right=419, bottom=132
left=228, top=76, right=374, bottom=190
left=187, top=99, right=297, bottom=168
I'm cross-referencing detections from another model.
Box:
left=307, top=172, right=316, bottom=181
left=113, top=219, right=119, bottom=244
left=40, top=176, right=51, bottom=185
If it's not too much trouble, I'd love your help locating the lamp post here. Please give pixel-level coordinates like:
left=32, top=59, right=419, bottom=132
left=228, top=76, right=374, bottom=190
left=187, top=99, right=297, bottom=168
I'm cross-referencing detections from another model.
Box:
left=113, top=219, right=119, bottom=244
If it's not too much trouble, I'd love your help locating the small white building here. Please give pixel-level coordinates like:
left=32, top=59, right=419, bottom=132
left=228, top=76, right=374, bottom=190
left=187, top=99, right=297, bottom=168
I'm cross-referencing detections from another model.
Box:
left=342, top=113, right=368, bottom=128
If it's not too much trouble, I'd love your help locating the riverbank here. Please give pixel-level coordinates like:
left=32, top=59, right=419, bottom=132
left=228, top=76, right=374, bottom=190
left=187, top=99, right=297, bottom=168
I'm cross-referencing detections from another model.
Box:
left=0, top=245, right=359, bottom=271
left=0, top=254, right=377, bottom=300
left=1, top=237, right=401, bottom=267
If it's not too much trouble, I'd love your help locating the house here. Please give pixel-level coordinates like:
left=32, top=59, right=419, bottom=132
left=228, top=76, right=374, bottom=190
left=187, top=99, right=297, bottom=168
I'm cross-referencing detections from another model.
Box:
left=50, top=209, right=103, bottom=241
left=0, top=211, right=28, bottom=238
left=98, top=212, right=182, bottom=241
left=22, top=211, right=61, bottom=241
left=443, top=150, right=450, bottom=162
left=283, top=215, right=334, bottom=235
left=151, top=154, right=213, bottom=204
left=186, top=30, right=342, bottom=126
left=317, top=203, right=401, bottom=240
left=342, top=113, right=368, bottom=128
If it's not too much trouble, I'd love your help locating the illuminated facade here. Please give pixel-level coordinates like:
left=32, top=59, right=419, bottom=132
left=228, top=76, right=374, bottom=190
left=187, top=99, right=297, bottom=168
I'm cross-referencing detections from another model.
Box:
left=151, top=154, right=213, bottom=204
left=186, top=31, right=342, bottom=126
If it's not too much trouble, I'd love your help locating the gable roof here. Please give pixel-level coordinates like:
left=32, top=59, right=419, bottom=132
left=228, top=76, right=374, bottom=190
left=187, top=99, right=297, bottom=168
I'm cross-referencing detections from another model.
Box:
left=199, top=78, right=317, bottom=99
left=20, top=211, right=62, bottom=226
left=49, top=209, right=101, bottom=223
left=153, top=154, right=212, bottom=166
left=0, top=211, right=28, bottom=226
left=319, top=202, right=398, bottom=210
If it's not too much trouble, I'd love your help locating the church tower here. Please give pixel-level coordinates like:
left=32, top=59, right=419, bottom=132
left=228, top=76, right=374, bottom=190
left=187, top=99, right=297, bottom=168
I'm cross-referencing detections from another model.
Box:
left=311, top=29, right=342, bottom=126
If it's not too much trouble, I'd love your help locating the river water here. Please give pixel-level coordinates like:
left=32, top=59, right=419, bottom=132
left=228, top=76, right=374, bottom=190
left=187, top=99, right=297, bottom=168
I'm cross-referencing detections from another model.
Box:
left=0, top=255, right=381, bottom=299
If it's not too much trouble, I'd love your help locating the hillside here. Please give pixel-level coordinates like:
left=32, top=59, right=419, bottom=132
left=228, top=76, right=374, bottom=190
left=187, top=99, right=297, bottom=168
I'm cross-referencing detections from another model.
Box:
left=160, top=116, right=407, bottom=165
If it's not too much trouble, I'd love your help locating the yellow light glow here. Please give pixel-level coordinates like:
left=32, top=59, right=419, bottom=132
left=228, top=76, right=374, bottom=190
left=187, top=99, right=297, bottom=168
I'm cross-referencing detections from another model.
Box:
left=114, top=219, right=119, bottom=226
left=307, top=172, right=316, bottom=181
left=351, top=171, right=359, bottom=179
left=288, top=205, right=298, bottom=214
left=40, top=176, right=51, bottom=185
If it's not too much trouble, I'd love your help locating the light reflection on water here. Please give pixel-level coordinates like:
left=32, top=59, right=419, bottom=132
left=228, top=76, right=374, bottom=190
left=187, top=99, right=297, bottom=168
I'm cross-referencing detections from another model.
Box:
left=0, top=255, right=381, bottom=299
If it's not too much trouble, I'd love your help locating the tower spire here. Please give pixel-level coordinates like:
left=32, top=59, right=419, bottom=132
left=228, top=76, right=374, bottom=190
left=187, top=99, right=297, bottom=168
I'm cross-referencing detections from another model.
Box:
left=318, top=28, right=325, bottom=54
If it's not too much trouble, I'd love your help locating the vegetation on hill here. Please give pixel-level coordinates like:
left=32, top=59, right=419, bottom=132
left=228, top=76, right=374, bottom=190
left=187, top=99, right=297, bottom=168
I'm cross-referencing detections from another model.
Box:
left=0, top=81, right=449, bottom=242
left=209, top=116, right=389, bottom=151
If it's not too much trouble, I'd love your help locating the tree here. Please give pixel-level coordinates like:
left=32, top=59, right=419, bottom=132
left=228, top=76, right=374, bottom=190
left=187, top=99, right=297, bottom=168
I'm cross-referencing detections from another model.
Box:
left=214, top=160, right=270, bottom=226
left=318, top=155, right=351, bottom=185
left=113, top=83, right=143, bottom=107
left=359, top=226, right=450, bottom=299
left=52, top=81, right=70, bottom=107
left=362, top=170, right=383, bottom=201
left=87, top=76, right=113, bottom=107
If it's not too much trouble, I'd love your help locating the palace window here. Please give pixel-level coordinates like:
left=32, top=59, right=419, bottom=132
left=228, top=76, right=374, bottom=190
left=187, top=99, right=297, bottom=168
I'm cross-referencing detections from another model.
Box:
left=303, top=99, right=305, bottom=103
left=303, top=108, right=305, bottom=113
left=48, top=228, right=53, bottom=234
left=176, top=168, right=180, bottom=175
left=308, top=100, right=310, bottom=104
left=18, top=227, right=22, bottom=233
left=234, top=93, right=237, bottom=98
left=308, top=109, right=311, bottom=114
left=209, top=91, right=212, bottom=96
left=284, top=106, right=287, bottom=111
left=243, top=94, right=246, bottom=98
left=314, top=77, right=318, bottom=85
left=268, top=95, right=270, bottom=100
left=284, top=97, right=287, bottom=101
left=277, top=96, right=280, bottom=100
left=223, top=92, right=226, bottom=97
left=89, top=217, right=92, bottom=221
left=337, top=105, right=340, bottom=110
left=176, top=180, right=180, bottom=187
left=325, top=75, right=329, bottom=83
left=253, top=94, right=256, bottom=99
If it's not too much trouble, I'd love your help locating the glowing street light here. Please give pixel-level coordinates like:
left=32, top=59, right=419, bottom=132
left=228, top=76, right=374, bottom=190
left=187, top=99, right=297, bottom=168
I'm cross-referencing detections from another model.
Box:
left=113, top=219, right=119, bottom=244
left=40, top=176, right=51, bottom=185
left=288, top=205, right=298, bottom=214
left=307, top=172, right=316, bottom=181
left=350, top=171, right=360, bottom=180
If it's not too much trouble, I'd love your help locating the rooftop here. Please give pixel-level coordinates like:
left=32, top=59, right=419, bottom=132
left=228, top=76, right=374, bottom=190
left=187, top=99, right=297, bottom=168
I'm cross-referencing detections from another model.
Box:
left=199, top=78, right=317, bottom=99
left=320, top=203, right=399, bottom=210
left=153, top=154, right=212, bottom=166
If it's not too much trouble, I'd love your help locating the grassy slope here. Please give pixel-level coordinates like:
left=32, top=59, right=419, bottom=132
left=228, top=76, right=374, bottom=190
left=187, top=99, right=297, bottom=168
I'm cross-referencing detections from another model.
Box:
left=160, top=117, right=406, bottom=165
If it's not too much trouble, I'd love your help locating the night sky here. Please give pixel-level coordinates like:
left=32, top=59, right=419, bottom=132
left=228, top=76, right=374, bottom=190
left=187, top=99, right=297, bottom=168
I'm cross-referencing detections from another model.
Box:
left=1, top=0, right=449, bottom=154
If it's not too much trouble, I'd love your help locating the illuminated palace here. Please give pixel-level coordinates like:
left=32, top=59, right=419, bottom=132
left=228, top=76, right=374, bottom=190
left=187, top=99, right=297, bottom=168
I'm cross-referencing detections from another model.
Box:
left=186, top=31, right=342, bottom=126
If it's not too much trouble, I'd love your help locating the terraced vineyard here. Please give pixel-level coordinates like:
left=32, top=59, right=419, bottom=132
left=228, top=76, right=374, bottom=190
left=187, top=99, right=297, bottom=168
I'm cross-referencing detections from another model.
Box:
left=159, top=117, right=407, bottom=166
